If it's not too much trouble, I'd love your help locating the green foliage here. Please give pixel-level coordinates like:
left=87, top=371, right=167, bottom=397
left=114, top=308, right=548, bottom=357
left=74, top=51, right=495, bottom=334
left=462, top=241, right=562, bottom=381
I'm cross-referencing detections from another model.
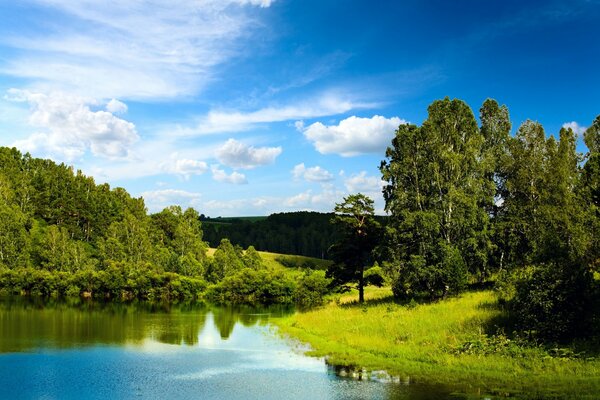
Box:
left=0, top=201, right=30, bottom=268
left=203, top=211, right=340, bottom=259
left=381, top=98, right=491, bottom=298
left=242, top=246, right=263, bottom=270
left=275, top=254, right=318, bottom=270
left=494, top=119, right=600, bottom=341
left=0, top=148, right=215, bottom=302
left=273, top=290, right=600, bottom=397
left=327, top=194, right=381, bottom=302
left=363, top=264, right=385, bottom=287
left=206, top=239, right=245, bottom=282
left=205, top=268, right=295, bottom=304
left=293, top=270, right=331, bottom=308
left=499, top=263, right=597, bottom=342
left=0, top=267, right=206, bottom=301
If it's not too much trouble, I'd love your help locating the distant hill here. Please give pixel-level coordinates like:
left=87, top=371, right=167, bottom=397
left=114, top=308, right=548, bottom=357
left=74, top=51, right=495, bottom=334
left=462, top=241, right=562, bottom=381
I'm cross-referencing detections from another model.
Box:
left=202, top=212, right=339, bottom=259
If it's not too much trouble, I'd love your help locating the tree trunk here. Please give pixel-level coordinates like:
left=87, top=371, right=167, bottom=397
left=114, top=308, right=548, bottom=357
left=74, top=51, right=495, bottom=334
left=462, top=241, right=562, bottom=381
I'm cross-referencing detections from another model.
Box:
left=359, top=265, right=365, bottom=303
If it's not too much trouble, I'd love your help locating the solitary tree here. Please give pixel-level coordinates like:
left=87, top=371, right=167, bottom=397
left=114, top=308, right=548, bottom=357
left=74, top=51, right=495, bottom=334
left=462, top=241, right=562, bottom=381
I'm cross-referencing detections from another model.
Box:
left=327, top=193, right=381, bottom=303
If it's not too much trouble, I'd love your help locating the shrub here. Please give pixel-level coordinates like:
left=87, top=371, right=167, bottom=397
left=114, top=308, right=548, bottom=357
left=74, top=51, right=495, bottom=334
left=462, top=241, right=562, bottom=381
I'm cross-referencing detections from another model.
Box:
left=293, top=269, right=331, bottom=308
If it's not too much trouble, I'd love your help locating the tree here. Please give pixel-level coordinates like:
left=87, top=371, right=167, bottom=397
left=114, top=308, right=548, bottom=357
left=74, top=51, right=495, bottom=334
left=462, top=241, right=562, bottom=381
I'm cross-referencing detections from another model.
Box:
left=242, top=246, right=263, bottom=270
left=380, top=98, right=492, bottom=298
left=581, top=116, right=600, bottom=271
left=498, top=121, right=599, bottom=341
left=327, top=194, right=380, bottom=303
left=206, top=238, right=244, bottom=282
left=0, top=201, right=29, bottom=268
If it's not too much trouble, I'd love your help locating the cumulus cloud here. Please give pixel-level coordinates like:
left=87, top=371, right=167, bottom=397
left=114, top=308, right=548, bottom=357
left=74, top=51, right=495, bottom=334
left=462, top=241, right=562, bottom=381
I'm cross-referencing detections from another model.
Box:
left=106, top=99, right=128, bottom=114
left=161, top=158, right=209, bottom=180
left=216, top=139, right=281, bottom=169
left=344, top=171, right=385, bottom=194
left=8, top=89, right=138, bottom=160
left=562, top=121, right=587, bottom=136
left=1, top=0, right=273, bottom=99
left=302, top=115, right=404, bottom=156
left=141, top=189, right=202, bottom=212
left=291, top=163, right=334, bottom=182
left=211, top=165, right=248, bottom=184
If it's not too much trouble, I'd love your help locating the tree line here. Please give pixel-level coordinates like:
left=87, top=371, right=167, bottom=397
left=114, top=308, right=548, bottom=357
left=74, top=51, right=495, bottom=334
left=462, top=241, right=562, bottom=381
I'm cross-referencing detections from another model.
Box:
left=328, top=98, right=599, bottom=342
left=0, top=148, right=328, bottom=304
left=202, top=212, right=341, bottom=259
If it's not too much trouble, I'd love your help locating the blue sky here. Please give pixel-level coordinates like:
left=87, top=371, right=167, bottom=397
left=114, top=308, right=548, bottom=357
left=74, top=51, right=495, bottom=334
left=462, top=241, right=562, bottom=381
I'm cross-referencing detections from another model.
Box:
left=0, top=0, right=598, bottom=216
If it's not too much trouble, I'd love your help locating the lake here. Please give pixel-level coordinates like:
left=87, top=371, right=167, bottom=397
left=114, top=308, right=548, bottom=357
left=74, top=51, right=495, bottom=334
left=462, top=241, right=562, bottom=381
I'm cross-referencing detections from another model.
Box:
left=0, top=297, right=494, bottom=399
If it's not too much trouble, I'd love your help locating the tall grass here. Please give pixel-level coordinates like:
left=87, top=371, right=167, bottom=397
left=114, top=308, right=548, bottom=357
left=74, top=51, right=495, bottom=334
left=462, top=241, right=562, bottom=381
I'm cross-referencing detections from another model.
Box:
left=273, top=289, right=600, bottom=398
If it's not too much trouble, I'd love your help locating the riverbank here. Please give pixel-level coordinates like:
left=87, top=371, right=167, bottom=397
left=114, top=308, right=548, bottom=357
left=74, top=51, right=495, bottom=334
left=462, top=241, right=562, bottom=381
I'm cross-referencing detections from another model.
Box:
left=272, top=289, right=600, bottom=398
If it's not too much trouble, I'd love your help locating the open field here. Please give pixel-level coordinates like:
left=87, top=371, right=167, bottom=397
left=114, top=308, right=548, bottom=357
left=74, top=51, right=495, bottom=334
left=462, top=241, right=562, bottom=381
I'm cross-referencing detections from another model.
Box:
left=273, top=288, right=600, bottom=398
left=206, top=248, right=332, bottom=273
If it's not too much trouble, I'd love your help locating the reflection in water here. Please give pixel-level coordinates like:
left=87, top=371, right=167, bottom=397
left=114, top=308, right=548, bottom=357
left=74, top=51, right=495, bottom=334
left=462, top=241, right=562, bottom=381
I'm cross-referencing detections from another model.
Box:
left=0, top=296, right=291, bottom=353
left=0, top=297, right=531, bottom=399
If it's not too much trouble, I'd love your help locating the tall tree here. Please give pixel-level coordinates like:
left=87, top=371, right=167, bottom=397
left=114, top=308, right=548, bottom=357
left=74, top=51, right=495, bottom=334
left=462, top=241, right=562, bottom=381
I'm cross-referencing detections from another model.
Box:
left=380, top=98, right=493, bottom=297
left=327, top=193, right=380, bottom=303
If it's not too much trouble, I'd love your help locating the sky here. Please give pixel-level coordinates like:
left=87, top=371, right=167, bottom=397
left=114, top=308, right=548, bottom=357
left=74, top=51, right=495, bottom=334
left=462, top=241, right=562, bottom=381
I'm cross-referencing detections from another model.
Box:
left=0, top=0, right=598, bottom=216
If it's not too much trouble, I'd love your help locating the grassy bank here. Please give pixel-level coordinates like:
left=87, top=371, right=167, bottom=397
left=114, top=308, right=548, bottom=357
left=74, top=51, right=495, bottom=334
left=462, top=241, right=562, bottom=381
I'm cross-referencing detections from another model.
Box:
left=272, top=289, right=600, bottom=398
left=207, top=248, right=331, bottom=274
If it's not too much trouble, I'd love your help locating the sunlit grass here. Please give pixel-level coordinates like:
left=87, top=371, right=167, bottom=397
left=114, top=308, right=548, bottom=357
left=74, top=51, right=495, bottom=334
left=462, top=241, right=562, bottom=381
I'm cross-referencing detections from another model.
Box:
left=206, top=248, right=331, bottom=275
left=273, top=289, right=600, bottom=397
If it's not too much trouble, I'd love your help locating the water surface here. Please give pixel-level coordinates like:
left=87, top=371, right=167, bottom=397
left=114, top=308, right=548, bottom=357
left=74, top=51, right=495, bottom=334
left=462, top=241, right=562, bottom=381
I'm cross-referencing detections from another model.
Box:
left=0, top=298, right=499, bottom=399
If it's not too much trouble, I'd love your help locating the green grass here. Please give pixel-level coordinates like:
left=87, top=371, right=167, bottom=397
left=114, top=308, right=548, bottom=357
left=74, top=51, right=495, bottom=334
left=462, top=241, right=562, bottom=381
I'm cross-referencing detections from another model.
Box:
left=206, top=248, right=331, bottom=276
left=272, top=288, right=600, bottom=398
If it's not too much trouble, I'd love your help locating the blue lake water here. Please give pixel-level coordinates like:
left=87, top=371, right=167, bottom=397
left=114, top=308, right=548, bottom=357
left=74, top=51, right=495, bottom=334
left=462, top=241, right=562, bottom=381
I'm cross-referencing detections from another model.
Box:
left=0, top=298, right=487, bottom=399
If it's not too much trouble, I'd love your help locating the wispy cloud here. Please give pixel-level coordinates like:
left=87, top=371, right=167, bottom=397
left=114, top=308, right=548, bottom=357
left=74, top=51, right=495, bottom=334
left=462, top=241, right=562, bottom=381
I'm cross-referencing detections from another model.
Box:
left=1, top=0, right=274, bottom=99
left=176, top=93, right=378, bottom=135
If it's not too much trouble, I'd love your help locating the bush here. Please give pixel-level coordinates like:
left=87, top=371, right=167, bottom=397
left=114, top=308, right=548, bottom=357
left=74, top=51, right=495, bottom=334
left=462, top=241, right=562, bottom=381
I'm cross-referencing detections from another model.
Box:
left=206, top=268, right=295, bottom=304
left=499, top=262, right=598, bottom=342
left=294, top=270, right=331, bottom=308
left=275, top=255, right=317, bottom=270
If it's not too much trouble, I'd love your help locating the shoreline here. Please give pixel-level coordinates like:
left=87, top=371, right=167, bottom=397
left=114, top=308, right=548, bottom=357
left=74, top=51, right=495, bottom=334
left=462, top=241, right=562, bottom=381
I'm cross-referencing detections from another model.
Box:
left=271, top=289, right=600, bottom=399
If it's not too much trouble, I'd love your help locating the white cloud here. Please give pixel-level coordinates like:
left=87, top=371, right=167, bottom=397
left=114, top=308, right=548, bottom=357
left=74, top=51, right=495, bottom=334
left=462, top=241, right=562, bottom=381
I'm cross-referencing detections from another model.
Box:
left=216, top=139, right=281, bottom=169
left=344, top=171, right=385, bottom=194
left=302, top=115, right=404, bottom=156
left=562, top=121, right=587, bottom=136
left=211, top=165, right=248, bottom=184
left=291, top=163, right=334, bottom=182
left=8, top=90, right=139, bottom=160
left=106, top=99, right=128, bottom=114
left=162, top=158, right=209, bottom=180
left=181, top=94, right=377, bottom=135
left=1, top=0, right=273, bottom=99
left=284, top=191, right=313, bottom=207
left=141, top=189, right=202, bottom=213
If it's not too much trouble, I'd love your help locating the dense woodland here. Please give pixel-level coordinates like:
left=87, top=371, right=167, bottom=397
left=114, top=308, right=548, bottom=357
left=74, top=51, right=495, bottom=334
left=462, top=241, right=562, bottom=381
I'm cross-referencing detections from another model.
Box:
left=0, top=147, right=327, bottom=304
left=323, top=98, right=599, bottom=342
left=375, top=98, right=600, bottom=342
left=0, top=97, right=598, bottom=344
left=202, top=212, right=341, bottom=259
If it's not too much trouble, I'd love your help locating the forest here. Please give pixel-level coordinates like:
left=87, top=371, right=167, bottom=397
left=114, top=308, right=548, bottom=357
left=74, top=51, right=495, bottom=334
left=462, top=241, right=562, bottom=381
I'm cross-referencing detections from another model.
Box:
left=0, top=97, right=598, bottom=344
left=202, top=212, right=340, bottom=259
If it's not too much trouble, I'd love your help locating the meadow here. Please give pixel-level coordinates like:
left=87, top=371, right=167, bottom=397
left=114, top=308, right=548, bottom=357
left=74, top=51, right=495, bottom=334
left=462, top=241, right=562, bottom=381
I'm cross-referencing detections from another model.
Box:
left=273, top=288, right=600, bottom=399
